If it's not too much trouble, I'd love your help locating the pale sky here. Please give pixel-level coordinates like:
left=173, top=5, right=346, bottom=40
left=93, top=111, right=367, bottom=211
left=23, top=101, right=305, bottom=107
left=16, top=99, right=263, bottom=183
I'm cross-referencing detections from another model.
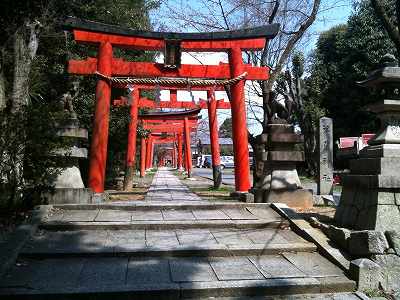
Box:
left=152, top=0, right=353, bottom=135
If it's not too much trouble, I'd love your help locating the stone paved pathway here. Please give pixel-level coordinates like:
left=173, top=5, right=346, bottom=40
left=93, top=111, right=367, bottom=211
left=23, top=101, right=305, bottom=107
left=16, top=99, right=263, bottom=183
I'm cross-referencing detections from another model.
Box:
left=0, top=169, right=363, bottom=299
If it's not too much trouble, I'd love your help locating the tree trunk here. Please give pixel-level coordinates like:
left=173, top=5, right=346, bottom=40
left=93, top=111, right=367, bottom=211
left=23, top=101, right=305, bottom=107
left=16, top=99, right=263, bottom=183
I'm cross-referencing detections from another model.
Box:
left=8, top=21, right=40, bottom=205
left=11, top=22, right=40, bottom=112
left=0, top=57, right=6, bottom=110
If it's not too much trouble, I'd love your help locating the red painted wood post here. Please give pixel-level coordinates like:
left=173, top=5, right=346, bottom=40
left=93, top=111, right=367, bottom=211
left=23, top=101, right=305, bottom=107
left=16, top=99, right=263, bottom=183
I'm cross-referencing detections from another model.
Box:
left=207, top=90, right=222, bottom=188
left=140, top=138, right=146, bottom=177
left=177, top=133, right=183, bottom=170
left=229, top=47, right=251, bottom=193
left=123, top=87, right=139, bottom=190
left=172, top=145, right=176, bottom=168
left=88, top=42, right=113, bottom=193
left=145, top=136, right=152, bottom=169
left=184, top=117, right=192, bottom=177
left=150, top=139, right=154, bottom=169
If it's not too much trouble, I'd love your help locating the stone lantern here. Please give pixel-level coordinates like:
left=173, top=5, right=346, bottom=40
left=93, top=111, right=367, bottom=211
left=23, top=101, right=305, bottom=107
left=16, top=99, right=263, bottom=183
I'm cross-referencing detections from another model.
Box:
left=335, top=54, right=400, bottom=232
left=45, top=84, right=92, bottom=204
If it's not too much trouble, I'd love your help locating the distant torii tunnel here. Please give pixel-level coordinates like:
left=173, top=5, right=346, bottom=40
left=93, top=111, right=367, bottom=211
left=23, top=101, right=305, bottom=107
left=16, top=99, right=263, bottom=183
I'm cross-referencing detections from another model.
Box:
left=64, top=17, right=278, bottom=194
left=111, top=85, right=227, bottom=189
left=139, top=109, right=199, bottom=179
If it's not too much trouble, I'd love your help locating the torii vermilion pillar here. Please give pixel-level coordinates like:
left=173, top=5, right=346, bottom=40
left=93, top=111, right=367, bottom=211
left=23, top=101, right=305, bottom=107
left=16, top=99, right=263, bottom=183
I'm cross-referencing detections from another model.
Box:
left=207, top=90, right=222, bottom=188
left=229, top=48, right=251, bottom=193
left=123, top=88, right=139, bottom=190
left=140, top=137, right=146, bottom=177
left=88, top=42, right=112, bottom=192
left=177, top=133, right=183, bottom=170
left=184, top=117, right=193, bottom=177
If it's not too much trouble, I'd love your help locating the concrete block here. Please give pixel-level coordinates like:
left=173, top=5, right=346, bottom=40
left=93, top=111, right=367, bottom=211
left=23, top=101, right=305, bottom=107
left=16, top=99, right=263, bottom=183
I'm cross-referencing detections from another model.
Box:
left=385, top=230, right=400, bottom=255
left=270, top=133, right=304, bottom=143
left=348, top=230, right=389, bottom=256
left=327, top=225, right=351, bottom=250
left=249, top=255, right=306, bottom=278
left=264, top=189, right=313, bottom=208
left=373, top=254, right=400, bottom=292
left=169, top=257, right=217, bottom=282
left=349, top=258, right=382, bottom=291
left=127, top=258, right=172, bottom=284
left=350, top=157, right=400, bottom=175
left=230, top=192, right=254, bottom=203
left=283, top=252, right=344, bottom=277
left=266, top=151, right=305, bottom=162
left=209, top=257, right=264, bottom=280
left=44, top=188, right=93, bottom=204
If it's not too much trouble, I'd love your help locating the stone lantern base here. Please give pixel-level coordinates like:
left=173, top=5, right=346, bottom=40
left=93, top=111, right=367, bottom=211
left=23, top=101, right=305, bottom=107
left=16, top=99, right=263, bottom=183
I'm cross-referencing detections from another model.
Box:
left=252, top=122, right=313, bottom=208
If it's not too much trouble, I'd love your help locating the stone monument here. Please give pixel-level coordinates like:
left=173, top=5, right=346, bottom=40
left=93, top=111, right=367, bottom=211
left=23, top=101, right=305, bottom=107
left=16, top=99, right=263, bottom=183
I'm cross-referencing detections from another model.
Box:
left=335, top=54, right=400, bottom=232
left=45, top=82, right=93, bottom=204
left=317, top=117, right=334, bottom=195
left=252, top=118, right=313, bottom=208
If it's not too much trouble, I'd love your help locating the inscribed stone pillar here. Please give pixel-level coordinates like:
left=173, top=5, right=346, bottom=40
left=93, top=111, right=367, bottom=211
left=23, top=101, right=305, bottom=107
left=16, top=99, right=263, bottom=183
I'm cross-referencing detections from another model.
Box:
left=318, top=117, right=334, bottom=195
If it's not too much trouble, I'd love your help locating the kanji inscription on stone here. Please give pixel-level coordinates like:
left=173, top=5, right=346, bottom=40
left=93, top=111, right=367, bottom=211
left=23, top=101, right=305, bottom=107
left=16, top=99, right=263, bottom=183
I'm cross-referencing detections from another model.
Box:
left=318, top=117, right=333, bottom=195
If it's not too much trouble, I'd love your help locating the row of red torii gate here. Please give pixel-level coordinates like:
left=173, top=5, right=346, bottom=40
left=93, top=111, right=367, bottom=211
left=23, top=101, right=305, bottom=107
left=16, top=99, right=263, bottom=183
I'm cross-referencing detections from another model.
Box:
left=64, top=17, right=279, bottom=194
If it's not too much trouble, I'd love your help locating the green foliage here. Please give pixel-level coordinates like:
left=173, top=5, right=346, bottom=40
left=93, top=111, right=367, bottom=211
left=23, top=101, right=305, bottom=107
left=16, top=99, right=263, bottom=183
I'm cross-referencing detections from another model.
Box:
left=307, top=0, right=396, bottom=141
left=0, top=0, right=159, bottom=207
left=219, top=118, right=232, bottom=138
left=0, top=101, right=71, bottom=210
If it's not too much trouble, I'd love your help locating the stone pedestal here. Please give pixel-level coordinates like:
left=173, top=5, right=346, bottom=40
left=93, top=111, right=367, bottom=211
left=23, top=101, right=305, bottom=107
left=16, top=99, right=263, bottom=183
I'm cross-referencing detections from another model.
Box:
left=335, top=57, right=400, bottom=232
left=45, top=118, right=91, bottom=204
left=252, top=121, right=313, bottom=208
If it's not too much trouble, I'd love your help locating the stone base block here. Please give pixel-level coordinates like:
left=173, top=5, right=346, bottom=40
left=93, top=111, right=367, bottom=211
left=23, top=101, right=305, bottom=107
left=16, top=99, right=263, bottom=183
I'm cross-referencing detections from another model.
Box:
left=264, top=189, right=313, bottom=208
left=348, top=230, right=389, bottom=256
left=92, top=192, right=110, bottom=203
left=334, top=186, right=400, bottom=231
left=44, top=188, right=93, bottom=204
left=373, top=254, right=400, bottom=292
left=230, top=192, right=254, bottom=203
left=54, top=166, right=85, bottom=188
left=349, top=258, right=382, bottom=291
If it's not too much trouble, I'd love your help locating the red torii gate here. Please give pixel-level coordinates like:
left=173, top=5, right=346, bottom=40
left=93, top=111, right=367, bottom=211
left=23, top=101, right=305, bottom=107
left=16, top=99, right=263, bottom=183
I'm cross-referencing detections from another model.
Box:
left=142, top=134, right=178, bottom=171
left=140, top=109, right=199, bottom=178
left=64, top=17, right=278, bottom=194
left=113, top=86, right=228, bottom=189
left=141, top=124, right=197, bottom=175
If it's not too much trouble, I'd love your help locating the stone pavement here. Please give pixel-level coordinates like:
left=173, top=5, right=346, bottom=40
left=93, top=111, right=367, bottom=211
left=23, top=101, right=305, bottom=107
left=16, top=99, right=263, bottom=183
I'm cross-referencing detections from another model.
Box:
left=0, top=169, right=363, bottom=299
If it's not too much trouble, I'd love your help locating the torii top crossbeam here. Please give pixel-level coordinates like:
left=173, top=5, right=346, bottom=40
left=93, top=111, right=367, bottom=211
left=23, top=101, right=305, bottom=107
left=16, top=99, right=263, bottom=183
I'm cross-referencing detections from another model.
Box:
left=63, top=17, right=279, bottom=51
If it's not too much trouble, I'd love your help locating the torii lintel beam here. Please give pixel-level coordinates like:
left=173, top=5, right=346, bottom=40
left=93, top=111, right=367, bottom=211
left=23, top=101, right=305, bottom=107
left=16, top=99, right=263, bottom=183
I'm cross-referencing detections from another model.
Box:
left=68, top=59, right=269, bottom=81
left=139, top=108, right=201, bottom=121
left=113, top=97, right=231, bottom=109
left=63, top=17, right=279, bottom=51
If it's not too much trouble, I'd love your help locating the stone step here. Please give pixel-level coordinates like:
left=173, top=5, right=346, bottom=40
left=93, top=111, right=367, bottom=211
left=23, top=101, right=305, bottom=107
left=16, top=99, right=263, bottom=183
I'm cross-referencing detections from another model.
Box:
left=22, top=228, right=312, bottom=258
left=51, top=202, right=276, bottom=211
left=0, top=254, right=355, bottom=300
left=43, top=206, right=284, bottom=226
left=39, top=219, right=288, bottom=231
left=0, top=278, right=357, bottom=300
left=192, top=293, right=368, bottom=300
left=20, top=242, right=316, bottom=259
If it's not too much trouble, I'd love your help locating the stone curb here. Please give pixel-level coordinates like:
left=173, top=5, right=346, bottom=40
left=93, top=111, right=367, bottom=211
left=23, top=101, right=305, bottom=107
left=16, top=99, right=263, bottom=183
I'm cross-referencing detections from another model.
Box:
left=51, top=202, right=276, bottom=211
left=270, top=203, right=352, bottom=272
left=39, top=219, right=289, bottom=231
left=0, top=277, right=358, bottom=299
left=0, top=205, right=51, bottom=278
left=19, top=242, right=317, bottom=259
